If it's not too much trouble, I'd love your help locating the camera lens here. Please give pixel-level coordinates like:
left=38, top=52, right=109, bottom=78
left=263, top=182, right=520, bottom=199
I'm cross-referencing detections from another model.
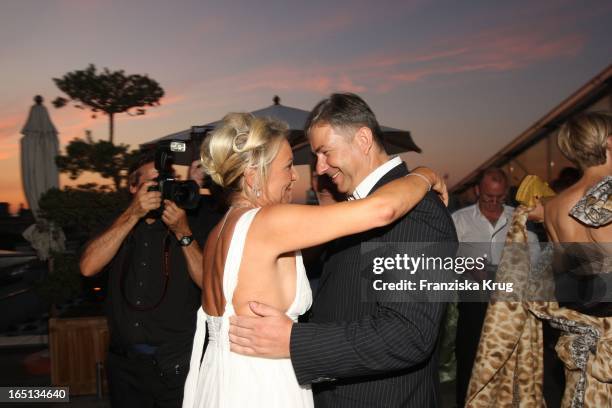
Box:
left=169, top=180, right=200, bottom=209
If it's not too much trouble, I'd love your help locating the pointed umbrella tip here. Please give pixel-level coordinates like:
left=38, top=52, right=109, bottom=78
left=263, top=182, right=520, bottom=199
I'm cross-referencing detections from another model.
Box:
left=273, top=95, right=280, bottom=105
left=34, top=95, right=43, bottom=104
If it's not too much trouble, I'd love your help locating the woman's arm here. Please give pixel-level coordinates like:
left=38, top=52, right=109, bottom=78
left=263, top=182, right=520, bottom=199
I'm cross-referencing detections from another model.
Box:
left=252, top=167, right=446, bottom=256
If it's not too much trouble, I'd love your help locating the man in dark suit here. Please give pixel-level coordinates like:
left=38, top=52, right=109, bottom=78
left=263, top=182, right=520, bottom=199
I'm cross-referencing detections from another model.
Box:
left=229, top=93, right=457, bottom=407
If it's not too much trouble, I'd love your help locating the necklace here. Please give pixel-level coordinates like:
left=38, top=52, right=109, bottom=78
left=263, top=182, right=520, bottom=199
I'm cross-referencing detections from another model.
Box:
left=217, top=202, right=254, bottom=238
left=229, top=201, right=255, bottom=209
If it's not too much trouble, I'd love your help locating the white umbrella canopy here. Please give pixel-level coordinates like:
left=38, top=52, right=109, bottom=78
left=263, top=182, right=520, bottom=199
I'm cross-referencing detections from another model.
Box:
left=20, top=95, right=60, bottom=218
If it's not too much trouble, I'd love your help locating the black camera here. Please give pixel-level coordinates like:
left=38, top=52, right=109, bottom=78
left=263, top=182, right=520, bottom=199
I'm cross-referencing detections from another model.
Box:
left=148, top=140, right=200, bottom=211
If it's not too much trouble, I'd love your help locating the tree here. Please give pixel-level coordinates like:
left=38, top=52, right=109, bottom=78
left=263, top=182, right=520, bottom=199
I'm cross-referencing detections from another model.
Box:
left=39, top=186, right=131, bottom=244
left=55, top=132, right=141, bottom=190
left=52, top=64, right=164, bottom=143
left=34, top=252, right=82, bottom=311
left=38, top=186, right=131, bottom=310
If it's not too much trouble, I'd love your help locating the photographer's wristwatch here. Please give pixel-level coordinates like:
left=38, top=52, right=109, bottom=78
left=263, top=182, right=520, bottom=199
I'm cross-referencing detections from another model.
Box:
left=178, top=235, right=194, bottom=247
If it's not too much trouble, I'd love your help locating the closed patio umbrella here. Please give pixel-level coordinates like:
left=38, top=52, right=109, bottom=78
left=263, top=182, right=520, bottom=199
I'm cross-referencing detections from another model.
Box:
left=20, top=95, right=60, bottom=218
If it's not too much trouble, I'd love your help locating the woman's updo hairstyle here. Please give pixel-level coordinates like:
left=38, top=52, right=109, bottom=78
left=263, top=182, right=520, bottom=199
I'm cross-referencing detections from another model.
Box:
left=557, top=111, right=612, bottom=170
left=200, top=113, right=288, bottom=198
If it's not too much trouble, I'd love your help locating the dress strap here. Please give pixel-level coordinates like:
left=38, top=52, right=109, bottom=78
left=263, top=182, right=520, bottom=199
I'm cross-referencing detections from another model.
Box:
left=222, top=208, right=260, bottom=316
left=217, top=207, right=233, bottom=239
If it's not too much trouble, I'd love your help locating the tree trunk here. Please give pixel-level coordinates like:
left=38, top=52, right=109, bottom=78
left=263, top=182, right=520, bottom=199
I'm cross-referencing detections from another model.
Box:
left=109, top=113, right=114, bottom=144
left=48, top=258, right=59, bottom=317
left=113, top=174, right=121, bottom=191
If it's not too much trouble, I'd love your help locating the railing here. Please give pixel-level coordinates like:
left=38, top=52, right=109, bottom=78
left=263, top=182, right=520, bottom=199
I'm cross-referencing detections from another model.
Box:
left=0, top=287, right=32, bottom=301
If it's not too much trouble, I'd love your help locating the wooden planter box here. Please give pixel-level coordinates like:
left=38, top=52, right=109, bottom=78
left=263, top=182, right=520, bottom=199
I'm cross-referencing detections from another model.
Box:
left=49, top=316, right=109, bottom=395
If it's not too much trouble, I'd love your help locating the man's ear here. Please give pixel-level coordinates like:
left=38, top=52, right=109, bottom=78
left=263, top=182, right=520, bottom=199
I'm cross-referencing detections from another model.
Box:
left=354, top=127, right=374, bottom=155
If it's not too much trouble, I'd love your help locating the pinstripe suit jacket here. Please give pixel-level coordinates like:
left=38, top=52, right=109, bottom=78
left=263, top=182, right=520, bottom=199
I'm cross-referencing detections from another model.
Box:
left=291, top=162, right=458, bottom=407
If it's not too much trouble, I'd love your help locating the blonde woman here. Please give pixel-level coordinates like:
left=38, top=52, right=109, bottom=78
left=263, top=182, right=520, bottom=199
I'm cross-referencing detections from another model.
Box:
left=182, top=113, right=447, bottom=408
left=545, top=112, right=612, bottom=246
left=467, top=112, right=612, bottom=407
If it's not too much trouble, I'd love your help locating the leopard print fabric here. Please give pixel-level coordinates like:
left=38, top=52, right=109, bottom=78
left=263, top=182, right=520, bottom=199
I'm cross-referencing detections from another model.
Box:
left=466, top=205, right=612, bottom=408
left=466, top=205, right=544, bottom=408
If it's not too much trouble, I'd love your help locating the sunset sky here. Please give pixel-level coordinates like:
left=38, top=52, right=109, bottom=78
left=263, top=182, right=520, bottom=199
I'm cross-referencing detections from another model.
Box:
left=1, top=0, right=611, bottom=213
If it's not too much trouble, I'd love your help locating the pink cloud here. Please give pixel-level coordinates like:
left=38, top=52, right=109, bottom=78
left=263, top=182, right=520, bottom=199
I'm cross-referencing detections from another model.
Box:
left=0, top=112, right=27, bottom=161
left=234, top=70, right=327, bottom=93
left=0, top=113, right=23, bottom=140
left=52, top=110, right=100, bottom=143
left=160, top=92, right=186, bottom=107
left=363, top=48, right=471, bottom=69
left=201, top=19, right=586, bottom=98
left=305, top=76, right=333, bottom=94
left=411, top=48, right=471, bottom=63
left=0, top=141, right=18, bottom=161
left=461, top=31, right=585, bottom=69
left=347, top=27, right=586, bottom=89
left=336, top=75, right=367, bottom=93
left=229, top=66, right=365, bottom=95
left=207, top=9, right=361, bottom=60
left=111, top=93, right=185, bottom=123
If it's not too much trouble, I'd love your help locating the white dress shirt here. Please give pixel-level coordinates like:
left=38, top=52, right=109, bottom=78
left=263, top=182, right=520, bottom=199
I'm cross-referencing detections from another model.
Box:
left=351, top=156, right=402, bottom=200
left=451, top=203, right=541, bottom=266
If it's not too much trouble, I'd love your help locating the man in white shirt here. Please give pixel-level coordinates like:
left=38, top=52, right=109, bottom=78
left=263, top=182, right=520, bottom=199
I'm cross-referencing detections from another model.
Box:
left=452, top=167, right=540, bottom=406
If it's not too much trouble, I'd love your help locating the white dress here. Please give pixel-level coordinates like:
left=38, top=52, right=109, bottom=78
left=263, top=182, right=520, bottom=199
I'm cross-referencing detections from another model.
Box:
left=182, top=208, right=313, bottom=408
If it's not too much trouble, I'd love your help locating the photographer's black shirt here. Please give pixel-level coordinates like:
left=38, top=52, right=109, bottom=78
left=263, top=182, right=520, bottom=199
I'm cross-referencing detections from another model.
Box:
left=105, top=196, right=222, bottom=370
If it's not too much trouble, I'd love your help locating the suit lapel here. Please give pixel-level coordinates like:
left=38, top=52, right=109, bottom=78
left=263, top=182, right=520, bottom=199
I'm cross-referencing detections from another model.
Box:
left=368, top=161, right=408, bottom=195
left=314, top=162, right=409, bottom=300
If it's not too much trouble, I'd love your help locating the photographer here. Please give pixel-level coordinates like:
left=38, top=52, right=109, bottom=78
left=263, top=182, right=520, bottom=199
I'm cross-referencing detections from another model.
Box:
left=79, top=150, right=216, bottom=408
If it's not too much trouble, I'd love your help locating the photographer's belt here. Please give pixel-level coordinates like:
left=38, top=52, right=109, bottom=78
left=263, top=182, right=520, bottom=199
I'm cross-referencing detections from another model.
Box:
left=120, top=229, right=171, bottom=311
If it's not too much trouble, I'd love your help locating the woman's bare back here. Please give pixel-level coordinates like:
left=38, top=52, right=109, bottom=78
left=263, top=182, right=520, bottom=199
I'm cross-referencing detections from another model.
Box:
left=202, top=208, right=297, bottom=317
left=545, top=179, right=612, bottom=247
left=545, top=183, right=590, bottom=243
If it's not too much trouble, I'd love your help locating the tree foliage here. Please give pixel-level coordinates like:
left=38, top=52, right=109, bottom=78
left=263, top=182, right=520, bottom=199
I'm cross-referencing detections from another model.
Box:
left=55, top=134, right=141, bottom=190
left=49, top=134, right=140, bottom=246
left=39, top=186, right=131, bottom=244
left=34, top=252, right=82, bottom=307
left=52, top=64, right=164, bottom=143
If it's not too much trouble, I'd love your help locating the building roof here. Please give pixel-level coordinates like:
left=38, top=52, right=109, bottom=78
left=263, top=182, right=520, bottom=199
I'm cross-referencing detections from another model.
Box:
left=451, top=63, right=612, bottom=194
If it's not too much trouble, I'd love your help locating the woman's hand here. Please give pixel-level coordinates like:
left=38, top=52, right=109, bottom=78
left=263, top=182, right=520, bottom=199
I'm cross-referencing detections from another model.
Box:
left=527, top=196, right=556, bottom=223
left=526, top=198, right=544, bottom=222
left=412, top=167, right=449, bottom=206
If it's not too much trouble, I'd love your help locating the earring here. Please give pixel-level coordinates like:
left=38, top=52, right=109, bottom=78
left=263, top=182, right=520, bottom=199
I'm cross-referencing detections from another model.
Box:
left=254, top=186, right=261, bottom=198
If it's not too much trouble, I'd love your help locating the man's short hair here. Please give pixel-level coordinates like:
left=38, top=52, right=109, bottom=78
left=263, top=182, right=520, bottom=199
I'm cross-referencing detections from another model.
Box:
left=477, top=167, right=508, bottom=187
left=128, top=149, right=156, bottom=188
left=304, top=93, right=386, bottom=149
left=557, top=111, right=612, bottom=169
